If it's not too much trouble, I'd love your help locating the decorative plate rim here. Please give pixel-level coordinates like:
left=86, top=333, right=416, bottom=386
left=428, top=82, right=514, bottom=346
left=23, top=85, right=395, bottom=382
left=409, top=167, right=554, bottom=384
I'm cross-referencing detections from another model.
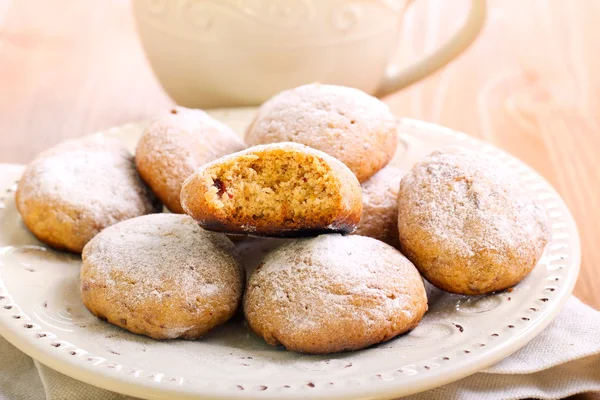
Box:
left=0, top=114, right=581, bottom=400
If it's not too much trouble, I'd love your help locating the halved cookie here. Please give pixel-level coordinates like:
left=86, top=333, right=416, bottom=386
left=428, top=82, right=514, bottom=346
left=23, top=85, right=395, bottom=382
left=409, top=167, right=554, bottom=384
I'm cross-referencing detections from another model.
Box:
left=180, top=143, right=362, bottom=237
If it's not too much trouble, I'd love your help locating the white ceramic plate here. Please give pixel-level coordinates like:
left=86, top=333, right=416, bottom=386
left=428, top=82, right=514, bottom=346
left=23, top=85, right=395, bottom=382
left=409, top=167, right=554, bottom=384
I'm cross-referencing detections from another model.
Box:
left=0, top=108, right=580, bottom=400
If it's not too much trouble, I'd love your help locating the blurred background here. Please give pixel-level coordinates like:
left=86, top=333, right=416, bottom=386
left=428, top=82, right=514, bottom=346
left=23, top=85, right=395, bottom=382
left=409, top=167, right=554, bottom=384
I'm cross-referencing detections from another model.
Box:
left=0, top=0, right=599, bottom=311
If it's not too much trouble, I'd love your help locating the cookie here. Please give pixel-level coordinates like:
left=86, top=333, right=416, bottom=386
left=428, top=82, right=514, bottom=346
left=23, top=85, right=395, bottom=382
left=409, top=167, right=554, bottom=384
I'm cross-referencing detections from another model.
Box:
left=181, top=142, right=362, bottom=237
left=81, top=214, right=245, bottom=340
left=398, top=148, right=550, bottom=295
left=16, top=135, right=161, bottom=253
left=244, top=234, right=427, bottom=354
left=245, top=83, right=398, bottom=182
left=135, top=107, right=246, bottom=213
left=353, top=166, right=404, bottom=248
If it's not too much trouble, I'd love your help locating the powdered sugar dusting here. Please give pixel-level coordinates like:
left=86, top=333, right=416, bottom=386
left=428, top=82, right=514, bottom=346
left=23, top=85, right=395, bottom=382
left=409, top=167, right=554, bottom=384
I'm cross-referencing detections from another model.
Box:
left=399, top=148, right=549, bottom=261
left=354, top=166, right=404, bottom=247
left=245, top=234, right=427, bottom=347
left=135, top=107, right=245, bottom=212
left=16, top=135, right=161, bottom=250
left=245, top=83, right=398, bottom=181
left=81, top=214, right=244, bottom=339
left=82, top=214, right=243, bottom=310
left=360, top=166, right=404, bottom=208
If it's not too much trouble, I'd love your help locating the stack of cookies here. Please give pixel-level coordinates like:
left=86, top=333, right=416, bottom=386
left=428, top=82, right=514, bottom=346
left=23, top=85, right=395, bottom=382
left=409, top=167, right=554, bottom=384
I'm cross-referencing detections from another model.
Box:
left=15, top=83, right=549, bottom=354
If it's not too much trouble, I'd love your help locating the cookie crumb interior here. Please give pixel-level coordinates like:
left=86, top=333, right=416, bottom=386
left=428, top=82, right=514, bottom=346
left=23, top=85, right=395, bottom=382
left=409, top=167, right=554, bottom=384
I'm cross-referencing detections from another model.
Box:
left=202, top=150, right=341, bottom=226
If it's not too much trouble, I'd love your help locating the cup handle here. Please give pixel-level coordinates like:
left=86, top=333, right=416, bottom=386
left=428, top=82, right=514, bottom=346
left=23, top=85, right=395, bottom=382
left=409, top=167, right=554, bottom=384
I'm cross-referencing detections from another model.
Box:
left=375, top=0, right=486, bottom=98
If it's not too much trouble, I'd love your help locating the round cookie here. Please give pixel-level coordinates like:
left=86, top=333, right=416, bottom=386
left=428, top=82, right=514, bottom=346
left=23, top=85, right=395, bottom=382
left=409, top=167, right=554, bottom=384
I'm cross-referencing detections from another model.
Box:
left=353, top=166, right=404, bottom=248
left=81, top=214, right=245, bottom=340
left=245, top=83, right=398, bottom=182
left=181, top=143, right=362, bottom=237
left=16, top=135, right=161, bottom=253
left=244, top=234, right=428, bottom=354
left=136, top=107, right=246, bottom=213
left=398, top=148, right=549, bottom=295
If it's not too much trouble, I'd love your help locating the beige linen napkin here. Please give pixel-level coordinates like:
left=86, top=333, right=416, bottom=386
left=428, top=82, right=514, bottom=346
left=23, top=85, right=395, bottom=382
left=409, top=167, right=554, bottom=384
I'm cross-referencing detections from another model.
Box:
left=1, top=296, right=598, bottom=400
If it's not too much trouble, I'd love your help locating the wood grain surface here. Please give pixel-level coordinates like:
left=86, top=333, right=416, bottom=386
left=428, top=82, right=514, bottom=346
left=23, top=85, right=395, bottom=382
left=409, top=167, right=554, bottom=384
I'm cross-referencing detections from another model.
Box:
left=0, top=0, right=598, bottom=398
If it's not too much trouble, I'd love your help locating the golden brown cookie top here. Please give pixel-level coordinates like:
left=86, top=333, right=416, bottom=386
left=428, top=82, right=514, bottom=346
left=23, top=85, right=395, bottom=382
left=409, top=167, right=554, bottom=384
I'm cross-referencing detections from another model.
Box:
left=135, top=107, right=245, bottom=213
left=244, top=234, right=427, bottom=353
left=82, top=214, right=243, bottom=330
left=139, top=107, right=244, bottom=173
left=360, top=166, right=404, bottom=208
left=19, top=135, right=154, bottom=218
left=245, top=83, right=397, bottom=182
left=354, top=166, right=404, bottom=247
left=16, top=135, right=161, bottom=252
left=399, top=148, right=549, bottom=263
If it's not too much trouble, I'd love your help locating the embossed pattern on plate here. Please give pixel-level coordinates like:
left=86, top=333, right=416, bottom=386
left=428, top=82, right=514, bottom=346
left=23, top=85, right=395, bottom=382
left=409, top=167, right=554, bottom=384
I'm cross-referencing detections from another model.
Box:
left=0, top=109, right=580, bottom=400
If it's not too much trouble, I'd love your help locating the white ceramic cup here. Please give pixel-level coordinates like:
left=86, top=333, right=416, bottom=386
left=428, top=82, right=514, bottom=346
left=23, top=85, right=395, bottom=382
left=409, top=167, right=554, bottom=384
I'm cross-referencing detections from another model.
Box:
left=133, top=0, right=486, bottom=108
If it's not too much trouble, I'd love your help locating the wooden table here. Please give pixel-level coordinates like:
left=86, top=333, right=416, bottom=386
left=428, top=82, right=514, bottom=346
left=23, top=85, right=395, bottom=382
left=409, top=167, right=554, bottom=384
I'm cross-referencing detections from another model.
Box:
left=0, top=1, right=598, bottom=399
